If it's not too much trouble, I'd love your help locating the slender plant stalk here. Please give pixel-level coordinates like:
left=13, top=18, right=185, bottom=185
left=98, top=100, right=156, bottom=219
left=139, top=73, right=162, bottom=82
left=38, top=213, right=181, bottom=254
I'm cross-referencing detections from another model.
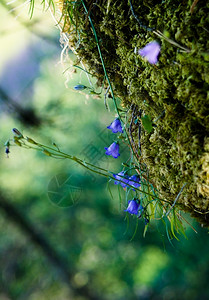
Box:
left=80, top=0, right=139, bottom=162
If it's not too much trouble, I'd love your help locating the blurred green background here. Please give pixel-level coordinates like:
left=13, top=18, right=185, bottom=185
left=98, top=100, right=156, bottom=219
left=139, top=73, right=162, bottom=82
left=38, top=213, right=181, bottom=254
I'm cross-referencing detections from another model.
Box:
left=0, top=2, right=209, bottom=300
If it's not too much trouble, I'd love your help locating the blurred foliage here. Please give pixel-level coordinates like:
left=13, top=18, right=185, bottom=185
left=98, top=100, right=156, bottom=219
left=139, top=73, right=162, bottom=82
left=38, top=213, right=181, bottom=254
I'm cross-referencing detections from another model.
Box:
left=0, top=1, right=209, bottom=300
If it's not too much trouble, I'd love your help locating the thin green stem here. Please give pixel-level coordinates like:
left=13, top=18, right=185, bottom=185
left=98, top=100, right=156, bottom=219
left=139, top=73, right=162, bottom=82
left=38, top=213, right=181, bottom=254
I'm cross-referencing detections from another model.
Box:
left=17, top=137, right=169, bottom=203
left=81, top=0, right=138, bottom=162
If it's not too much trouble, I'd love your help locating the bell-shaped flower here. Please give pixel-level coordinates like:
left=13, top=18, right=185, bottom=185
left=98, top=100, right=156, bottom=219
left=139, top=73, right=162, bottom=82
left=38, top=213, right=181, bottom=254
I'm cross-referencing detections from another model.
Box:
left=138, top=41, right=160, bottom=64
left=105, top=142, right=120, bottom=158
left=124, top=199, right=143, bottom=216
left=113, top=171, right=129, bottom=188
left=127, top=175, right=141, bottom=190
left=107, top=118, right=123, bottom=133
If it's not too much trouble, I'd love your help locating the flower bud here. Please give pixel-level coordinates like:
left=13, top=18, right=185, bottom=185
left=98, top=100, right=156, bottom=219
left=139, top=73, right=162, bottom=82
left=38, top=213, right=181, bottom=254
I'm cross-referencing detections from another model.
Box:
left=26, top=137, right=37, bottom=145
left=5, top=146, right=10, bottom=157
left=74, top=84, right=87, bottom=91
left=43, top=149, right=52, bottom=156
left=14, top=139, right=22, bottom=146
left=12, top=128, right=23, bottom=138
left=52, top=143, right=60, bottom=151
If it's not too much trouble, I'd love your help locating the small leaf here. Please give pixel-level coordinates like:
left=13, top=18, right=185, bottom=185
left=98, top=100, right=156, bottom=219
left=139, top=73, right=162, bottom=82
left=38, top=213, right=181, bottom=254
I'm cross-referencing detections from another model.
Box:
left=143, top=224, right=148, bottom=237
left=170, top=214, right=180, bottom=241
left=141, top=115, right=153, bottom=133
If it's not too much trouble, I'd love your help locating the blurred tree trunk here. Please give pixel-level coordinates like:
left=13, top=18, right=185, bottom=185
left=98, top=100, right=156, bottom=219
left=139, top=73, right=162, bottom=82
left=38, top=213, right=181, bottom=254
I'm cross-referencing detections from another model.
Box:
left=0, top=87, right=41, bottom=127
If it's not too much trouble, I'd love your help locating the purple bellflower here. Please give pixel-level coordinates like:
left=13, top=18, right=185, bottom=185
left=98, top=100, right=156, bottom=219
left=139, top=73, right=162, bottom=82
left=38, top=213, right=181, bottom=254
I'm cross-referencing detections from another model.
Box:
left=107, top=118, right=123, bottom=133
left=138, top=41, right=160, bottom=65
left=113, top=171, right=129, bottom=188
left=124, top=199, right=144, bottom=216
left=105, top=142, right=120, bottom=158
left=127, top=175, right=141, bottom=190
left=124, top=200, right=139, bottom=215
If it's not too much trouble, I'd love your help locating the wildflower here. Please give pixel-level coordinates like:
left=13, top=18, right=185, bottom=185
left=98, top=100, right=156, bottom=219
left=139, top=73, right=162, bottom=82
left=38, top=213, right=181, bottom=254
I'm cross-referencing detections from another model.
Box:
left=105, top=142, right=120, bottom=158
left=107, top=118, right=123, bottom=133
left=124, top=199, right=143, bottom=216
left=113, top=171, right=129, bottom=188
left=124, top=200, right=139, bottom=215
left=138, top=41, right=160, bottom=64
left=127, top=175, right=141, bottom=190
left=74, top=84, right=87, bottom=91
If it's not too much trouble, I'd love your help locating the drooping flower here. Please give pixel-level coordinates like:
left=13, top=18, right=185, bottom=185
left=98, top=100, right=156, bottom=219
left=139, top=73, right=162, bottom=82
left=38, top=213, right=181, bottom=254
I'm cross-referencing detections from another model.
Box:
left=113, top=171, right=129, bottom=188
left=105, top=142, right=120, bottom=158
left=127, top=175, right=141, bottom=190
left=138, top=41, right=160, bottom=64
left=107, top=118, right=123, bottom=133
left=124, top=200, right=139, bottom=215
left=124, top=199, right=143, bottom=216
left=74, top=84, right=87, bottom=91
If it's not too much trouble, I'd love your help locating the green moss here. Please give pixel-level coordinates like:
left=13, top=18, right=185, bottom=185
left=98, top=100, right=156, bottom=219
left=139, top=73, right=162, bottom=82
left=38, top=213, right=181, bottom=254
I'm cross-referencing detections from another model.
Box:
left=62, top=0, right=209, bottom=225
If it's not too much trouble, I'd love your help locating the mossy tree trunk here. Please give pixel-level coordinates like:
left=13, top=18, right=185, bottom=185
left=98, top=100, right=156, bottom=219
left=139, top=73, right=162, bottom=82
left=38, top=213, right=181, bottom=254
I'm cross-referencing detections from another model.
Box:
left=60, top=0, right=209, bottom=225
